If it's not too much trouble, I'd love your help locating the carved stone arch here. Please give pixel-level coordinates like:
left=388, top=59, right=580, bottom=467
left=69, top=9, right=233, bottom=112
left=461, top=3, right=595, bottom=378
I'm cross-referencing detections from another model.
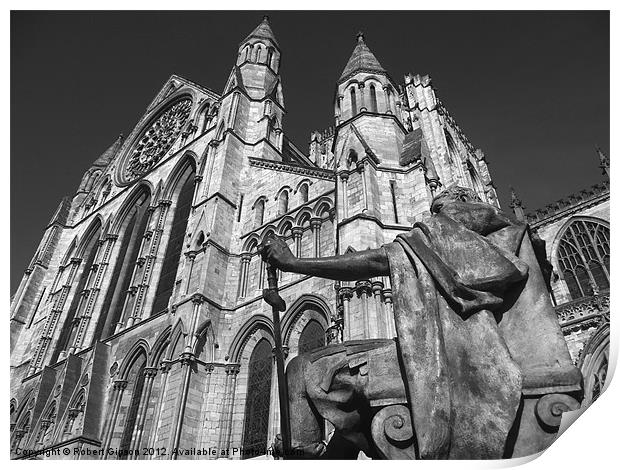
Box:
left=550, top=216, right=610, bottom=294
left=252, top=195, right=268, bottom=210
left=252, top=41, right=267, bottom=62
left=228, top=314, right=274, bottom=363
left=296, top=208, right=313, bottom=228
left=61, top=236, right=78, bottom=266
left=167, top=319, right=187, bottom=361
left=281, top=294, right=332, bottom=346
left=75, top=216, right=104, bottom=258
left=294, top=178, right=313, bottom=194
left=118, top=339, right=151, bottom=380
left=242, top=234, right=260, bottom=253
left=550, top=216, right=610, bottom=263
left=274, top=185, right=293, bottom=201
left=161, top=153, right=197, bottom=201
left=153, top=180, right=164, bottom=203
left=109, top=182, right=153, bottom=234
left=149, top=325, right=172, bottom=367
left=193, top=319, right=216, bottom=362
left=194, top=99, right=212, bottom=124
left=190, top=209, right=208, bottom=245
left=277, top=217, right=294, bottom=236
left=61, top=387, right=86, bottom=439
left=85, top=169, right=102, bottom=192
left=260, top=226, right=277, bottom=243
left=344, top=78, right=361, bottom=90
left=313, top=196, right=334, bottom=218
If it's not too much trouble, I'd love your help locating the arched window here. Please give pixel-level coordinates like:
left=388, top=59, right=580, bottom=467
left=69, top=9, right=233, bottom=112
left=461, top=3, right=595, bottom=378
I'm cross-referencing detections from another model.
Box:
left=52, top=220, right=102, bottom=363
left=369, top=84, right=378, bottom=113
left=299, top=183, right=309, bottom=204
left=118, top=354, right=147, bottom=459
left=298, top=319, right=325, bottom=354
left=255, top=45, right=262, bottom=63
left=201, top=103, right=211, bottom=133
left=152, top=167, right=196, bottom=314
left=241, top=338, right=273, bottom=459
left=350, top=87, right=357, bottom=116
left=278, top=190, right=289, bottom=215
left=267, top=48, right=274, bottom=69
left=254, top=199, right=265, bottom=226
left=96, top=190, right=151, bottom=339
left=557, top=220, right=610, bottom=300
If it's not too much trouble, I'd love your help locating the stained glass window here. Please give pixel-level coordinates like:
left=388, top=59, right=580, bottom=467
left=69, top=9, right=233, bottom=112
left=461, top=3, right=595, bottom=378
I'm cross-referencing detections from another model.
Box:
left=298, top=319, right=325, bottom=354
left=557, top=220, right=610, bottom=300
left=242, top=339, right=273, bottom=459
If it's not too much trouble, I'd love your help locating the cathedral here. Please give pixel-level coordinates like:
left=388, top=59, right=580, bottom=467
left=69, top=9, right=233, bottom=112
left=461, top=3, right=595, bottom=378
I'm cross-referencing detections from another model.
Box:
left=10, top=17, right=609, bottom=459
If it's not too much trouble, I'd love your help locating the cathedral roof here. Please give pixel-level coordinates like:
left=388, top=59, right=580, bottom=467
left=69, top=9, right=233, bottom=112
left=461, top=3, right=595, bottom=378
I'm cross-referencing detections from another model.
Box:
left=242, top=16, right=279, bottom=48
left=92, top=134, right=124, bottom=168
left=339, top=32, right=386, bottom=83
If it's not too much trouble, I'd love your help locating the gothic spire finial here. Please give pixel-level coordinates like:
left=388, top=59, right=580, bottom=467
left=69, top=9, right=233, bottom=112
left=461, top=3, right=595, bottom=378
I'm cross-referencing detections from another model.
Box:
left=595, top=145, right=609, bottom=176
left=509, top=185, right=526, bottom=221
left=357, top=31, right=365, bottom=43
left=509, top=185, right=522, bottom=207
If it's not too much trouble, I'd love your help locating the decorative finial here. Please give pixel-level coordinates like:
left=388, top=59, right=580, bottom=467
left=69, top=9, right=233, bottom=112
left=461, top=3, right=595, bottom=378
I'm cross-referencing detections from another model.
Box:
left=357, top=31, right=365, bottom=43
left=263, top=15, right=270, bottom=22
left=595, top=145, right=609, bottom=176
left=509, top=185, right=526, bottom=221
left=509, top=186, right=522, bottom=207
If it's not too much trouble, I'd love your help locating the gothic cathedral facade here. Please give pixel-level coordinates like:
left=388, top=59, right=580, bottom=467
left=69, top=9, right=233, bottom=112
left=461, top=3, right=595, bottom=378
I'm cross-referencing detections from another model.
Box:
left=10, top=17, right=609, bottom=459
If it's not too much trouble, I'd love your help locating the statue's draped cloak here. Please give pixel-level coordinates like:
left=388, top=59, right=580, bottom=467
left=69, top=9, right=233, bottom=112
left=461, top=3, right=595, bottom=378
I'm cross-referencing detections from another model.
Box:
left=383, top=202, right=529, bottom=459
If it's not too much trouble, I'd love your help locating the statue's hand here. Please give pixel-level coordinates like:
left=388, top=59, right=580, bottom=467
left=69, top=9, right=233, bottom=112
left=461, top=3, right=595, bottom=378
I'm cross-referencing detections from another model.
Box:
left=258, top=235, right=295, bottom=272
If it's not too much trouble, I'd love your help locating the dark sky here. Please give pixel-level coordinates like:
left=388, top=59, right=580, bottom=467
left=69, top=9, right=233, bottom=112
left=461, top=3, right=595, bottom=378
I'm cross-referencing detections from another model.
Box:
left=11, top=11, right=609, bottom=292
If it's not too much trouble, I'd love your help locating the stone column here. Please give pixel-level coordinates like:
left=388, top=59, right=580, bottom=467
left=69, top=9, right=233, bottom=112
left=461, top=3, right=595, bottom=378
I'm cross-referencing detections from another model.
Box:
left=371, top=280, right=385, bottom=338
left=339, top=173, right=349, bottom=220
left=357, top=160, right=369, bottom=213
left=356, top=280, right=372, bottom=338
left=184, top=251, right=198, bottom=295
left=310, top=218, right=322, bottom=257
left=383, top=85, right=392, bottom=114
left=383, top=285, right=395, bottom=338
left=29, top=257, right=82, bottom=374
left=339, top=287, right=354, bottom=341
left=126, top=202, right=162, bottom=326
left=358, top=82, right=366, bottom=112
left=102, top=380, right=128, bottom=458
left=239, top=253, right=251, bottom=297
left=292, top=227, right=303, bottom=258
left=168, top=352, right=196, bottom=459
left=146, top=361, right=171, bottom=454
left=218, top=364, right=240, bottom=458
left=130, top=367, right=158, bottom=458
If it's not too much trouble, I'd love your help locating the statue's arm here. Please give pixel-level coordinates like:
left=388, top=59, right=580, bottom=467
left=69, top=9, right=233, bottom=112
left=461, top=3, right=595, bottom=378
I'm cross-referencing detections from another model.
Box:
left=259, top=236, right=389, bottom=281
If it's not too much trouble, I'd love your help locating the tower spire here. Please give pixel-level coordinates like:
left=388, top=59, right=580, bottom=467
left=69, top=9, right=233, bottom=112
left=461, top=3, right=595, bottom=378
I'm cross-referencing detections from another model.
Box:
left=241, top=15, right=279, bottom=48
left=595, top=146, right=609, bottom=177
left=339, top=32, right=386, bottom=83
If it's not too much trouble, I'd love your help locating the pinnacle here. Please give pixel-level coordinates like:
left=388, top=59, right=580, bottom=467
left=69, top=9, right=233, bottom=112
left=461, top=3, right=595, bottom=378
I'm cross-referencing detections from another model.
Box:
left=242, top=15, right=279, bottom=48
left=339, top=32, right=386, bottom=82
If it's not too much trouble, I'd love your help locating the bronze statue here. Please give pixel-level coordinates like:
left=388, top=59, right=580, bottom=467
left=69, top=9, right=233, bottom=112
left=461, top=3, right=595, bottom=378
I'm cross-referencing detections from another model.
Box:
left=259, top=186, right=582, bottom=460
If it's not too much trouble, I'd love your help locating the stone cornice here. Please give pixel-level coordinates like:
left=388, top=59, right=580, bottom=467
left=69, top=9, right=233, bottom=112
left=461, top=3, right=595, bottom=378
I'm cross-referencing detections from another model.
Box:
left=249, top=157, right=335, bottom=180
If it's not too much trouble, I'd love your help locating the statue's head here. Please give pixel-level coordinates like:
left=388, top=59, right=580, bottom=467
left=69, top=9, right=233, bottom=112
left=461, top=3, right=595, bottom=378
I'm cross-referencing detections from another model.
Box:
left=430, top=186, right=482, bottom=214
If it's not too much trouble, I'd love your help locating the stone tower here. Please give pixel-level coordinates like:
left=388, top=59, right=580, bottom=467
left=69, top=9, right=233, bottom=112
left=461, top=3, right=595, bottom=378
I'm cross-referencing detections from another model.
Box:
left=326, top=33, right=499, bottom=341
